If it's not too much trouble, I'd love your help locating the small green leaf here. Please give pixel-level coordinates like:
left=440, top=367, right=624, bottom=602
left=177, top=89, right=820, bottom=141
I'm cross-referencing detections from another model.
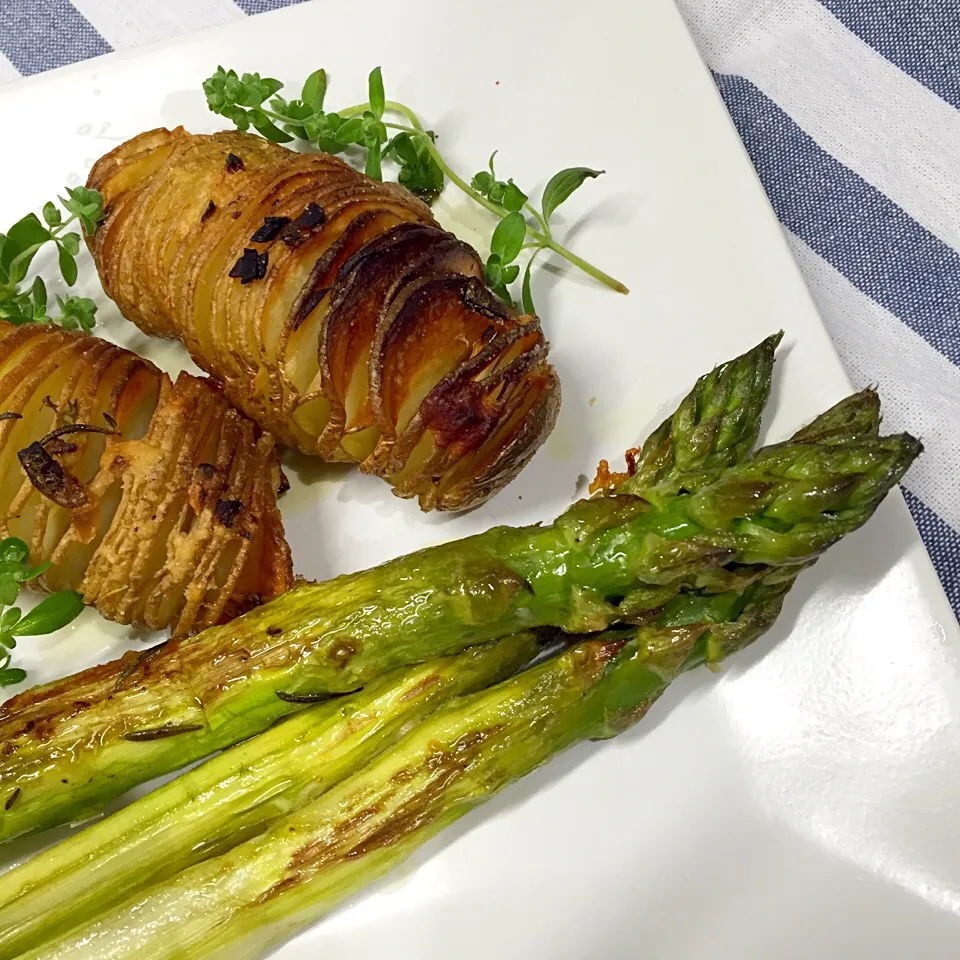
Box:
left=0, top=608, right=20, bottom=634
left=277, top=98, right=314, bottom=139
left=202, top=67, right=229, bottom=112
left=58, top=244, right=78, bottom=286
left=249, top=110, right=294, bottom=144
left=490, top=282, right=514, bottom=307
left=316, top=137, right=346, bottom=155
left=0, top=562, right=29, bottom=580
left=541, top=167, right=604, bottom=224
left=471, top=170, right=495, bottom=197
left=301, top=68, right=327, bottom=112
left=13, top=590, right=84, bottom=636
left=260, top=77, right=284, bottom=100
left=0, top=214, right=50, bottom=280
left=395, top=135, right=445, bottom=204
left=503, top=264, right=520, bottom=283
left=488, top=150, right=499, bottom=176
left=30, top=276, right=47, bottom=317
left=521, top=248, right=541, bottom=315
left=0, top=667, right=26, bottom=687
left=0, top=538, right=29, bottom=564
left=222, top=104, right=251, bottom=132
left=7, top=246, right=43, bottom=285
left=334, top=118, right=364, bottom=145
left=59, top=232, right=81, bottom=257
left=365, top=138, right=382, bottom=181
left=303, top=114, right=324, bottom=141
left=0, top=575, right=20, bottom=607
left=63, top=186, right=104, bottom=220
left=392, top=133, right=420, bottom=167
left=56, top=296, right=97, bottom=332
left=2, top=215, right=50, bottom=258
left=489, top=211, right=526, bottom=265
left=225, top=72, right=243, bottom=103
left=368, top=66, right=385, bottom=119
left=42, top=202, right=62, bottom=227
left=18, top=559, right=51, bottom=582
left=502, top=181, right=528, bottom=213
left=60, top=187, right=105, bottom=237
left=484, top=253, right=503, bottom=288
left=236, top=72, right=283, bottom=107
left=0, top=632, right=16, bottom=650
left=361, top=115, right=387, bottom=145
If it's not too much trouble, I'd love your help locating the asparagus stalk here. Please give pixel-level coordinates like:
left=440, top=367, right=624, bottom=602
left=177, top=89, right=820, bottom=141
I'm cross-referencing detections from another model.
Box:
left=792, top=386, right=880, bottom=444
left=4, top=393, right=905, bottom=957
left=0, top=334, right=776, bottom=843
left=19, top=589, right=788, bottom=960
left=0, top=633, right=537, bottom=958
left=0, top=343, right=916, bottom=844
left=0, top=572, right=784, bottom=959
left=629, top=379, right=881, bottom=499
left=607, top=388, right=883, bottom=692
left=0, top=339, right=786, bottom=950
left=616, top=386, right=885, bottom=621
left=613, top=332, right=781, bottom=494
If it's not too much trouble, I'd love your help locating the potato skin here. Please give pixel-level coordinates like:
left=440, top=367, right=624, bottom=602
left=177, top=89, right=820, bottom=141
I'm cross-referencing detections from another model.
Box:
left=87, top=128, right=559, bottom=510
left=0, top=321, right=293, bottom=638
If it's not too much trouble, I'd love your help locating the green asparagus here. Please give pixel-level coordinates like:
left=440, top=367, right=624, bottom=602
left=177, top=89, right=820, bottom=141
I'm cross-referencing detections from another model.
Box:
left=0, top=340, right=918, bottom=845
left=616, top=387, right=883, bottom=675
left=615, top=332, right=781, bottom=494
left=0, top=633, right=536, bottom=957
left=0, top=337, right=785, bottom=952
left=3, top=382, right=913, bottom=958
left=18, top=589, right=788, bottom=960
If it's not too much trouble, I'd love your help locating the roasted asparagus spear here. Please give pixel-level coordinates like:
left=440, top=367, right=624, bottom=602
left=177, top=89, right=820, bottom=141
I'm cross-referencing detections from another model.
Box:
left=593, top=332, right=781, bottom=495
left=15, top=588, right=789, bottom=960
left=0, top=633, right=537, bottom=957
left=0, top=338, right=783, bottom=952
left=0, top=339, right=917, bottom=844
left=1, top=358, right=912, bottom=960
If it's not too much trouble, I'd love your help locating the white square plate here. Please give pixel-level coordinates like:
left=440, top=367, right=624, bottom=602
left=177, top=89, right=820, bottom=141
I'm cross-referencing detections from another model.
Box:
left=1, top=0, right=958, bottom=956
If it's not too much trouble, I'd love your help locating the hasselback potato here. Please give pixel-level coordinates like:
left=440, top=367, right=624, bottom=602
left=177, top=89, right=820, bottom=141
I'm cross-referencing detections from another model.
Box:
left=0, top=321, right=292, bottom=637
left=86, top=128, right=560, bottom=511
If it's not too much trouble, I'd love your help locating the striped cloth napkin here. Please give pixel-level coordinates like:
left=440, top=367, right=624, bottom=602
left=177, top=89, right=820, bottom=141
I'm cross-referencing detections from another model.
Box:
left=676, top=0, right=960, bottom=621
left=0, top=0, right=956, bottom=619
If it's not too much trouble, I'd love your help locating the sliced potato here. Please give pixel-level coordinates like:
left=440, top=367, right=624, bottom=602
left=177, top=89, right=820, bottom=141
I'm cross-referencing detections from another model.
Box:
left=88, top=129, right=559, bottom=510
left=0, top=322, right=293, bottom=637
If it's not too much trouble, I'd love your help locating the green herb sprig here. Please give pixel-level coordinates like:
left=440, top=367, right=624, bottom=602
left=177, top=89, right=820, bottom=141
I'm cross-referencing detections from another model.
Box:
left=0, top=187, right=105, bottom=331
left=203, top=66, right=627, bottom=313
left=0, top=537, right=84, bottom=687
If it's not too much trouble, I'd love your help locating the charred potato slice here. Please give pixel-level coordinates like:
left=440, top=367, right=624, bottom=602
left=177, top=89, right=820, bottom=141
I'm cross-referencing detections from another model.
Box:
left=0, top=321, right=293, bottom=638
left=88, top=128, right=560, bottom=510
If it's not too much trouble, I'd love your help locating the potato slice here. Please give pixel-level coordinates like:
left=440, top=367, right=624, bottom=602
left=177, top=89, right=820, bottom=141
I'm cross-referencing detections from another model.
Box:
left=319, top=224, right=465, bottom=460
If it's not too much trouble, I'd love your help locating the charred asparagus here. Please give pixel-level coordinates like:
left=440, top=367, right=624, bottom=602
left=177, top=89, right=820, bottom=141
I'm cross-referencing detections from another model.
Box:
left=0, top=338, right=918, bottom=844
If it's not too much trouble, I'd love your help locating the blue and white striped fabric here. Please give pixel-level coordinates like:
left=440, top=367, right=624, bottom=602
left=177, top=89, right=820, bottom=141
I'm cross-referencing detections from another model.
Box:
left=676, top=0, right=960, bottom=621
left=1, top=0, right=957, bottom=619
